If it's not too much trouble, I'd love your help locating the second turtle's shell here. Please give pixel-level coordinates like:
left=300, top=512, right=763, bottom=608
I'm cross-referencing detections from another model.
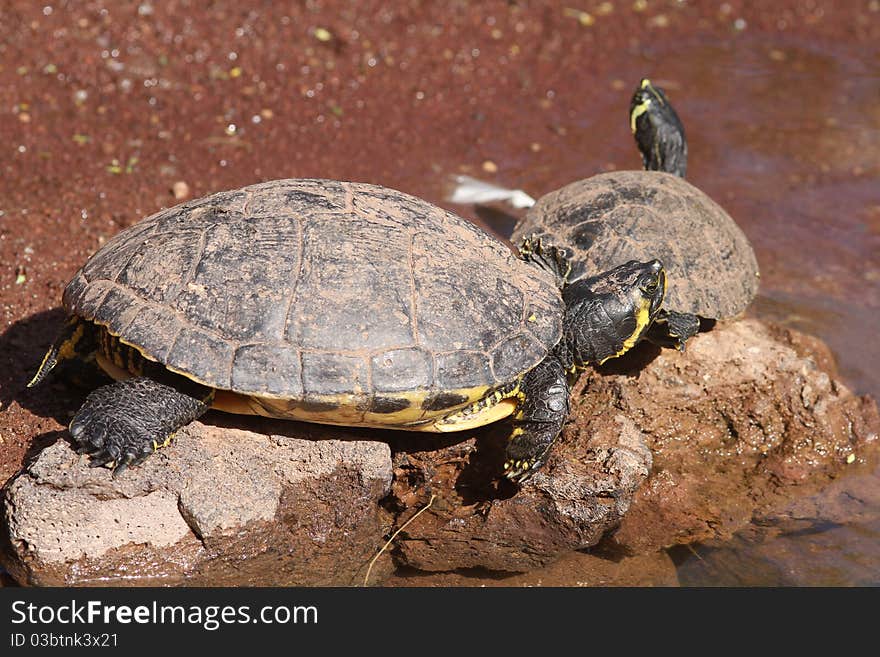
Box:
left=512, top=171, right=759, bottom=319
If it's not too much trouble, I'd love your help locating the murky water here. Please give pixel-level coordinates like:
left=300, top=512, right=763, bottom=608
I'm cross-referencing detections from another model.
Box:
left=447, top=32, right=880, bottom=585
left=632, top=35, right=879, bottom=585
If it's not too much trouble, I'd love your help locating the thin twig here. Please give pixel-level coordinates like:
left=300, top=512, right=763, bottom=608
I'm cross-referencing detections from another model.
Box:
left=363, top=494, right=436, bottom=586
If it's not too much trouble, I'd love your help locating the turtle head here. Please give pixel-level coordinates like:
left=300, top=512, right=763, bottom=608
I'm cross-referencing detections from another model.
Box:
left=629, top=78, right=687, bottom=177
left=561, top=259, right=666, bottom=367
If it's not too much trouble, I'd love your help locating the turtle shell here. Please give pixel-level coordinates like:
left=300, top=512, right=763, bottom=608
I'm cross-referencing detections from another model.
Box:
left=511, top=171, right=759, bottom=319
left=63, top=179, right=562, bottom=421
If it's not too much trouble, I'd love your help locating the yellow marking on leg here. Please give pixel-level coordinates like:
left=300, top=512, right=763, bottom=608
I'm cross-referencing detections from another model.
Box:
left=57, top=322, right=85, bottom=362
left=152, top=432, right=175, bottom=451
left=96, top=352, right=130, bottom=381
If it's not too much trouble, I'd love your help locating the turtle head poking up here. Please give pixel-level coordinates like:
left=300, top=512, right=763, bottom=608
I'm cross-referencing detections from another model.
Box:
left=629, top=78, right=687, bottom=177
left=560, top=259, right=666, bottom=368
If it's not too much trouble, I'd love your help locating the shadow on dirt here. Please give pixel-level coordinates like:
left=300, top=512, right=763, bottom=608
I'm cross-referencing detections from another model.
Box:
left=0, top=307, right=89, bottom=425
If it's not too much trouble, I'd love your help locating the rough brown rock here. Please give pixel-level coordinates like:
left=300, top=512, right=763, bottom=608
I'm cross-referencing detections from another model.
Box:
left=1, top=422, right=392, bottom=586
left=385, top=410, right=652, bottom=572
left=598, top=319, right=880, bottom=554
left=385, top=319, right=879, bottom=573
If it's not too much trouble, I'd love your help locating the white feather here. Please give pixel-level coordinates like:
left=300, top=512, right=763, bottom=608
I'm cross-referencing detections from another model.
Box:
left=447, top=174, right=537, bottom=209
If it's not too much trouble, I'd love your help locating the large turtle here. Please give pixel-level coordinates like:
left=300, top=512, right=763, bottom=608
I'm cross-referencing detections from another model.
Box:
left=450, top=78, right=760, bottom=345
left=30, top=179, right=671, bottom=481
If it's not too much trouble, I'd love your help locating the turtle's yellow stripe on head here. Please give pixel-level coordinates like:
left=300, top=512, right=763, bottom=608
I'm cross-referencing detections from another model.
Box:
left=631, top=78, right=667, bottom=134
left=598, top=293, right=656, bottom=364
left=641, top=78, right=665, bottom=103
left=630, top=96, right=652, bottom=134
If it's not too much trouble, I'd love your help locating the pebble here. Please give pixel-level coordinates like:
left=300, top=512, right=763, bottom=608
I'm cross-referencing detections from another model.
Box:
left=481, top=160, right=498, bottom=173
left=172, top=181, right=190, bottom=200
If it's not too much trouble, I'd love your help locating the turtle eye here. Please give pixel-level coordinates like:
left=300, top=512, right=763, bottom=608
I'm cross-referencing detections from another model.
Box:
left=643, top=276, right=660, bottom=293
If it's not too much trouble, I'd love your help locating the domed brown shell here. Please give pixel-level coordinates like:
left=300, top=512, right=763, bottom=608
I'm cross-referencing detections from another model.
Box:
left=63, top=179, right=563, bottom=404
left=512, top=171, right=759, bottom=319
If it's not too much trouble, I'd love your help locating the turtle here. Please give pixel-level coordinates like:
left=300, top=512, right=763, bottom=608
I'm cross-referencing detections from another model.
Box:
left=29, top=179, right=670, bottom=482
left=450, top=78, right=760, bottom=346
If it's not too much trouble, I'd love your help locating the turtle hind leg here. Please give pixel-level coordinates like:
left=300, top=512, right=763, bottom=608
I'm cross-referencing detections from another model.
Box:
left=28, top=316, right=97, bottom=387
left=503, top=357, right=570, bottom=482
left=644, top=309, right=701, bottom=351
left=70, top=376, right=214, bottom=475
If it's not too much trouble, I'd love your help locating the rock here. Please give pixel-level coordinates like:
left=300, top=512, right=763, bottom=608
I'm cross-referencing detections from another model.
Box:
left=0, top=422, right=392, bottom=586
left=386, top=411, right=652, bottom=573
left=599, top=319, right=880, bottom=554
left=385, top=319, right=879, bottom=574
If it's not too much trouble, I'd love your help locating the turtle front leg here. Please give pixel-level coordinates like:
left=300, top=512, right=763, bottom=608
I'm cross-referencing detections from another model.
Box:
left=503, top=357, right=570, bottom=482
left=644, top=309, right=700, bottom=351
left=69, top=376, right=213, bottom=476
left=517, top=234, right=581, bottom=288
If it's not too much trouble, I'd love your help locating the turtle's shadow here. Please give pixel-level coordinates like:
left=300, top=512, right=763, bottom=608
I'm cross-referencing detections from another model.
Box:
left=0, top=307, right=87, bottom=424
left=595, top=339, right=663, bottom=376
left=210, top=411, right=515, bottom=502
left=473, top=205, right=521, bottom=241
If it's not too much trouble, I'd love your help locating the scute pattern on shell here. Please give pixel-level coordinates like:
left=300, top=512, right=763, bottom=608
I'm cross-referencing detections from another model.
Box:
left=512, top=171, right=759, bottom=319
left=63, top=179, right=563, bottom=398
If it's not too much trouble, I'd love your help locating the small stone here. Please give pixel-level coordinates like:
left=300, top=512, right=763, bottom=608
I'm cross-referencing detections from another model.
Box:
left=314, top=27, right=333, bottom=42
left=481, top=160, right=498, bottom=173
left=649, top=14, right=670, bottom=27
left=171, top=181, right=190, bottom=200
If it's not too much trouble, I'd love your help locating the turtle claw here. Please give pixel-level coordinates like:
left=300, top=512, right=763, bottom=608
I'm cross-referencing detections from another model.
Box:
left=111, top=455, right=134, bottom=478
left=503, top=458, right=541, bottom=483
left=88, top=452, right=117, bottom=469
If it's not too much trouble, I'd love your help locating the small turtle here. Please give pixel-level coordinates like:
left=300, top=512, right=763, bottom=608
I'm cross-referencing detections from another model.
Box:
left=31, top=179, right=670, bottom=481
left=450, top=78, right=759, bottom=345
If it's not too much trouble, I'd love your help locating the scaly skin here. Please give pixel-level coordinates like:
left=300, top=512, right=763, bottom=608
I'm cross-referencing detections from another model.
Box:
left=69, top=376, right=212, bottom=476
left=503, top=357, right=570, bottom=482
left=646, top=309, right=701, bottom=351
